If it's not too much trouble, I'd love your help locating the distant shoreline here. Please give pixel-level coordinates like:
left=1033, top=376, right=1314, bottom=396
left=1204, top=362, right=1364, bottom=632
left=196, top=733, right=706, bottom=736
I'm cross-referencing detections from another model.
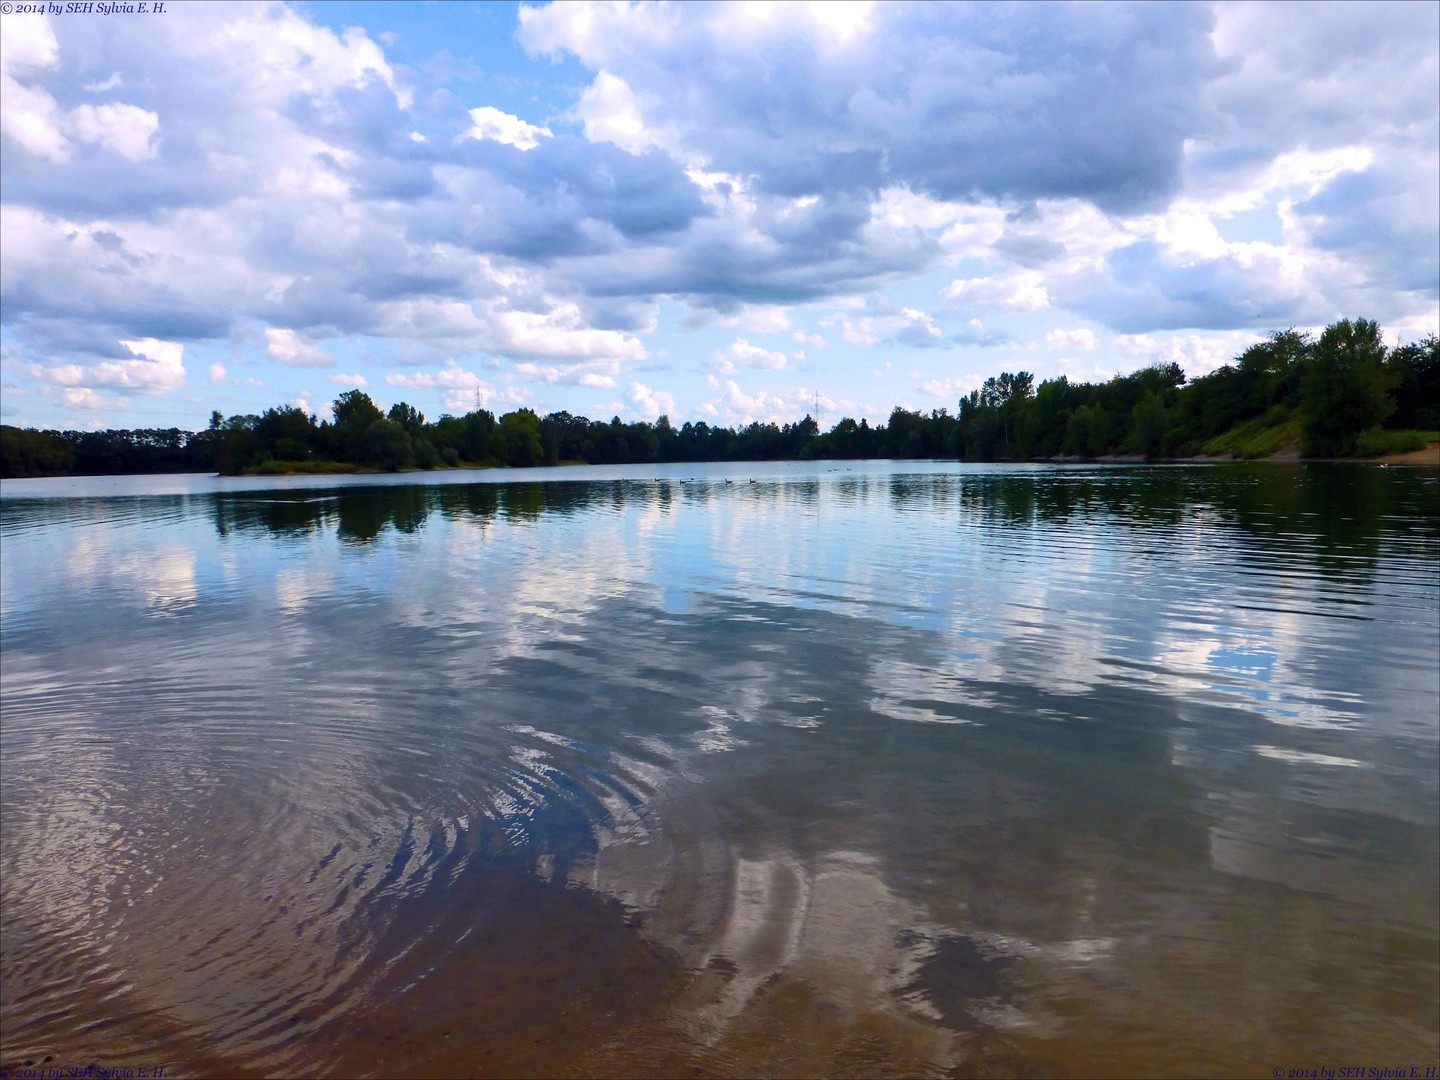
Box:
left=200, top=437, right=1440, bottom=474
left=1045, top=439, right=1439, bottom=467
left=5, top=321, right=1435, bottom=479
left=3, top=443, right=1434, bottom=482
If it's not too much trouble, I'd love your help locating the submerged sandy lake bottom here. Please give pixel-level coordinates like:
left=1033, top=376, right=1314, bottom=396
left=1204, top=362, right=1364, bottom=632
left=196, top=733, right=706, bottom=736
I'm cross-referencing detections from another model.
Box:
left=2, top=461, right=1436, bottom=1078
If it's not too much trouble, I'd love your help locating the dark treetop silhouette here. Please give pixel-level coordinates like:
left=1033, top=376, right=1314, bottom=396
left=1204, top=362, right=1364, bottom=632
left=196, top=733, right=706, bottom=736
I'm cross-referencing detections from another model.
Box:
left=3, top=320, right=1436, bottom=478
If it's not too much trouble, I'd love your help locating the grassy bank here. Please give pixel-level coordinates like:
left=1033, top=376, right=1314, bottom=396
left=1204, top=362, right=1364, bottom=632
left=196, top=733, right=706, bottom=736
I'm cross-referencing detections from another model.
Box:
left=1199, top=408, right=1302, bottom=459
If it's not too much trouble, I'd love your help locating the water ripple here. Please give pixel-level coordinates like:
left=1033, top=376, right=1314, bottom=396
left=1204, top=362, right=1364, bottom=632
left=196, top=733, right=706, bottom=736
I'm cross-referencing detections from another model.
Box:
left=3, top=462, right=1436, bottom=1076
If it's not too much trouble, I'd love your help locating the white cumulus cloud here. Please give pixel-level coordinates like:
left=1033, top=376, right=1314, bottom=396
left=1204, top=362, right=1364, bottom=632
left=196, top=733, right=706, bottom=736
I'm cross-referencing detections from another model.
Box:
left=920, top=375, right=983, bottom=399
left=943, top=270, right=1051, bottom=313
left=491, top=303, right=648, bottom=361
left=710, top=337, right=789, bottom=373
left=69, top=102, right=159, bottom=161
left=265, top=329, right=335, bottom=369
left=56, top=386, right=128, bottom=410
left=1, top=14, right=68, bottom=162
left=1045, top=328, right=1097, bottom=350
left=26, top=336, right=186, bottom=398
left=1113, top=331, right=1264, bottom=378
left=460, top=105, right=553, bottom=150
left=385, top=361, right=492, bottom=411
left=514, top=361, right=617, bottom=388
left=627, top=381, right=675, bottom=421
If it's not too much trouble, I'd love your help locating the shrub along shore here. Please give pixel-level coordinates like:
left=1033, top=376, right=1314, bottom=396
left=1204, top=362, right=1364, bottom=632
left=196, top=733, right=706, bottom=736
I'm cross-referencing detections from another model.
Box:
left=2, top=319, right=1436, bottom=479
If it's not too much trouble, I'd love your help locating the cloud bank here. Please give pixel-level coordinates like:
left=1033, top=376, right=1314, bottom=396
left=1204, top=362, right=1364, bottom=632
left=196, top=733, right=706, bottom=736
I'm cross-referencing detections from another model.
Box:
left=0, top=1, right=1434, bottom=423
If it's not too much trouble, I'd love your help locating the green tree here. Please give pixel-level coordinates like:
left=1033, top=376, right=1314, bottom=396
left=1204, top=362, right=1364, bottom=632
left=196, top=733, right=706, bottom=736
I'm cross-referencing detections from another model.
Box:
left=1236, top=330, right=1307, bottom=413
left=996, top=370, right=1035, bottom=454
left=1300, top=319, right=1397, bottom=456
left=333, top=389, right=384, bottom=429
left=388, top=402, right=426, bottom=432
left=255, top=405, right=316, bottom=462
left=1066, top=403, right=1113, bottom=457
left=333, top=390, right=385, bottom=463
left=1386, top=334, right=1440, bottom=430
left=499, top=409, right=544, bottom=467
left=0, top=427, right=74, bottom=477
left=1128, top=392, right=1169, bottom=458
left=364, top=419, right=414, bottom=470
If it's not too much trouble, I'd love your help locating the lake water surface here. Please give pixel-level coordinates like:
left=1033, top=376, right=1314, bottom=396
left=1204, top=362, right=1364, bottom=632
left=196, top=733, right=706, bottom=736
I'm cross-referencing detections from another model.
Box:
left=2, top=461, right=1437, bottom=1078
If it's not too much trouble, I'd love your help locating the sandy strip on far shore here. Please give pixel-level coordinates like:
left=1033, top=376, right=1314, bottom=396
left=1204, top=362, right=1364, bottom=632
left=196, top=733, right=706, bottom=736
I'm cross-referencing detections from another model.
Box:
left=1375, top=440, right=1440, bottom=465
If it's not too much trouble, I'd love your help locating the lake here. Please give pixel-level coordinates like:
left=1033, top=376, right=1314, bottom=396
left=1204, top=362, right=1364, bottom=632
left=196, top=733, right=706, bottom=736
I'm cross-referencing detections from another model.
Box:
left=1, top=460, right=1436, bottom=1079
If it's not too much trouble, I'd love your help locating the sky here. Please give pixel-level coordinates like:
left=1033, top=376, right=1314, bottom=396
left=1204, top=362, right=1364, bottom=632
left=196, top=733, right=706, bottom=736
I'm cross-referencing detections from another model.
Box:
left=1, top=0, right=1436, bottom=431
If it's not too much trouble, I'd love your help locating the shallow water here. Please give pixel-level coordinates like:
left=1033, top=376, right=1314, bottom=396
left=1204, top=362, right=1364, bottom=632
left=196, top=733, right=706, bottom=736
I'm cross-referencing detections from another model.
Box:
left=2, top=461, right=1436, bottom=1079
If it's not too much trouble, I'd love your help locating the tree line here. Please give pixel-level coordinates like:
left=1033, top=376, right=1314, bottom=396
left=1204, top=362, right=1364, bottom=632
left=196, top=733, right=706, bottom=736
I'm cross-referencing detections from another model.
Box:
left=2, top=318, right=1435, bottom=479
left=951, top=318, right=1436, bottom=462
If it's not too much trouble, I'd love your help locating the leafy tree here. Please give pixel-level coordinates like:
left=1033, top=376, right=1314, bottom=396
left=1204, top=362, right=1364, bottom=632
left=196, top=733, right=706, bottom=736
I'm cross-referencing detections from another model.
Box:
left=332, top=390, right=386, bottom=463
left=499, top=408, right=544, bottom=467
left=1128, top=392, right=1169, bottom=458
left=1300, top=319, right=1397, bottom=456
left=333, top=389, right=384, bottom=430
left=1065, top=403, right=1113, bottom=457
left=364, top=419, right=414, bottom=470
left=0, top=427, right=74, bottom=477
left=995, top=371, right=1035, bottom=453
left=388, top=402, right=426, bottom=432
left=431, top=408, right=497, bottom=462
left=1386, top=334, right=1440, bottom=430
left=255, top=405, right=316, bottom=461
left=1235, top=330, right=1306, bottom=413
